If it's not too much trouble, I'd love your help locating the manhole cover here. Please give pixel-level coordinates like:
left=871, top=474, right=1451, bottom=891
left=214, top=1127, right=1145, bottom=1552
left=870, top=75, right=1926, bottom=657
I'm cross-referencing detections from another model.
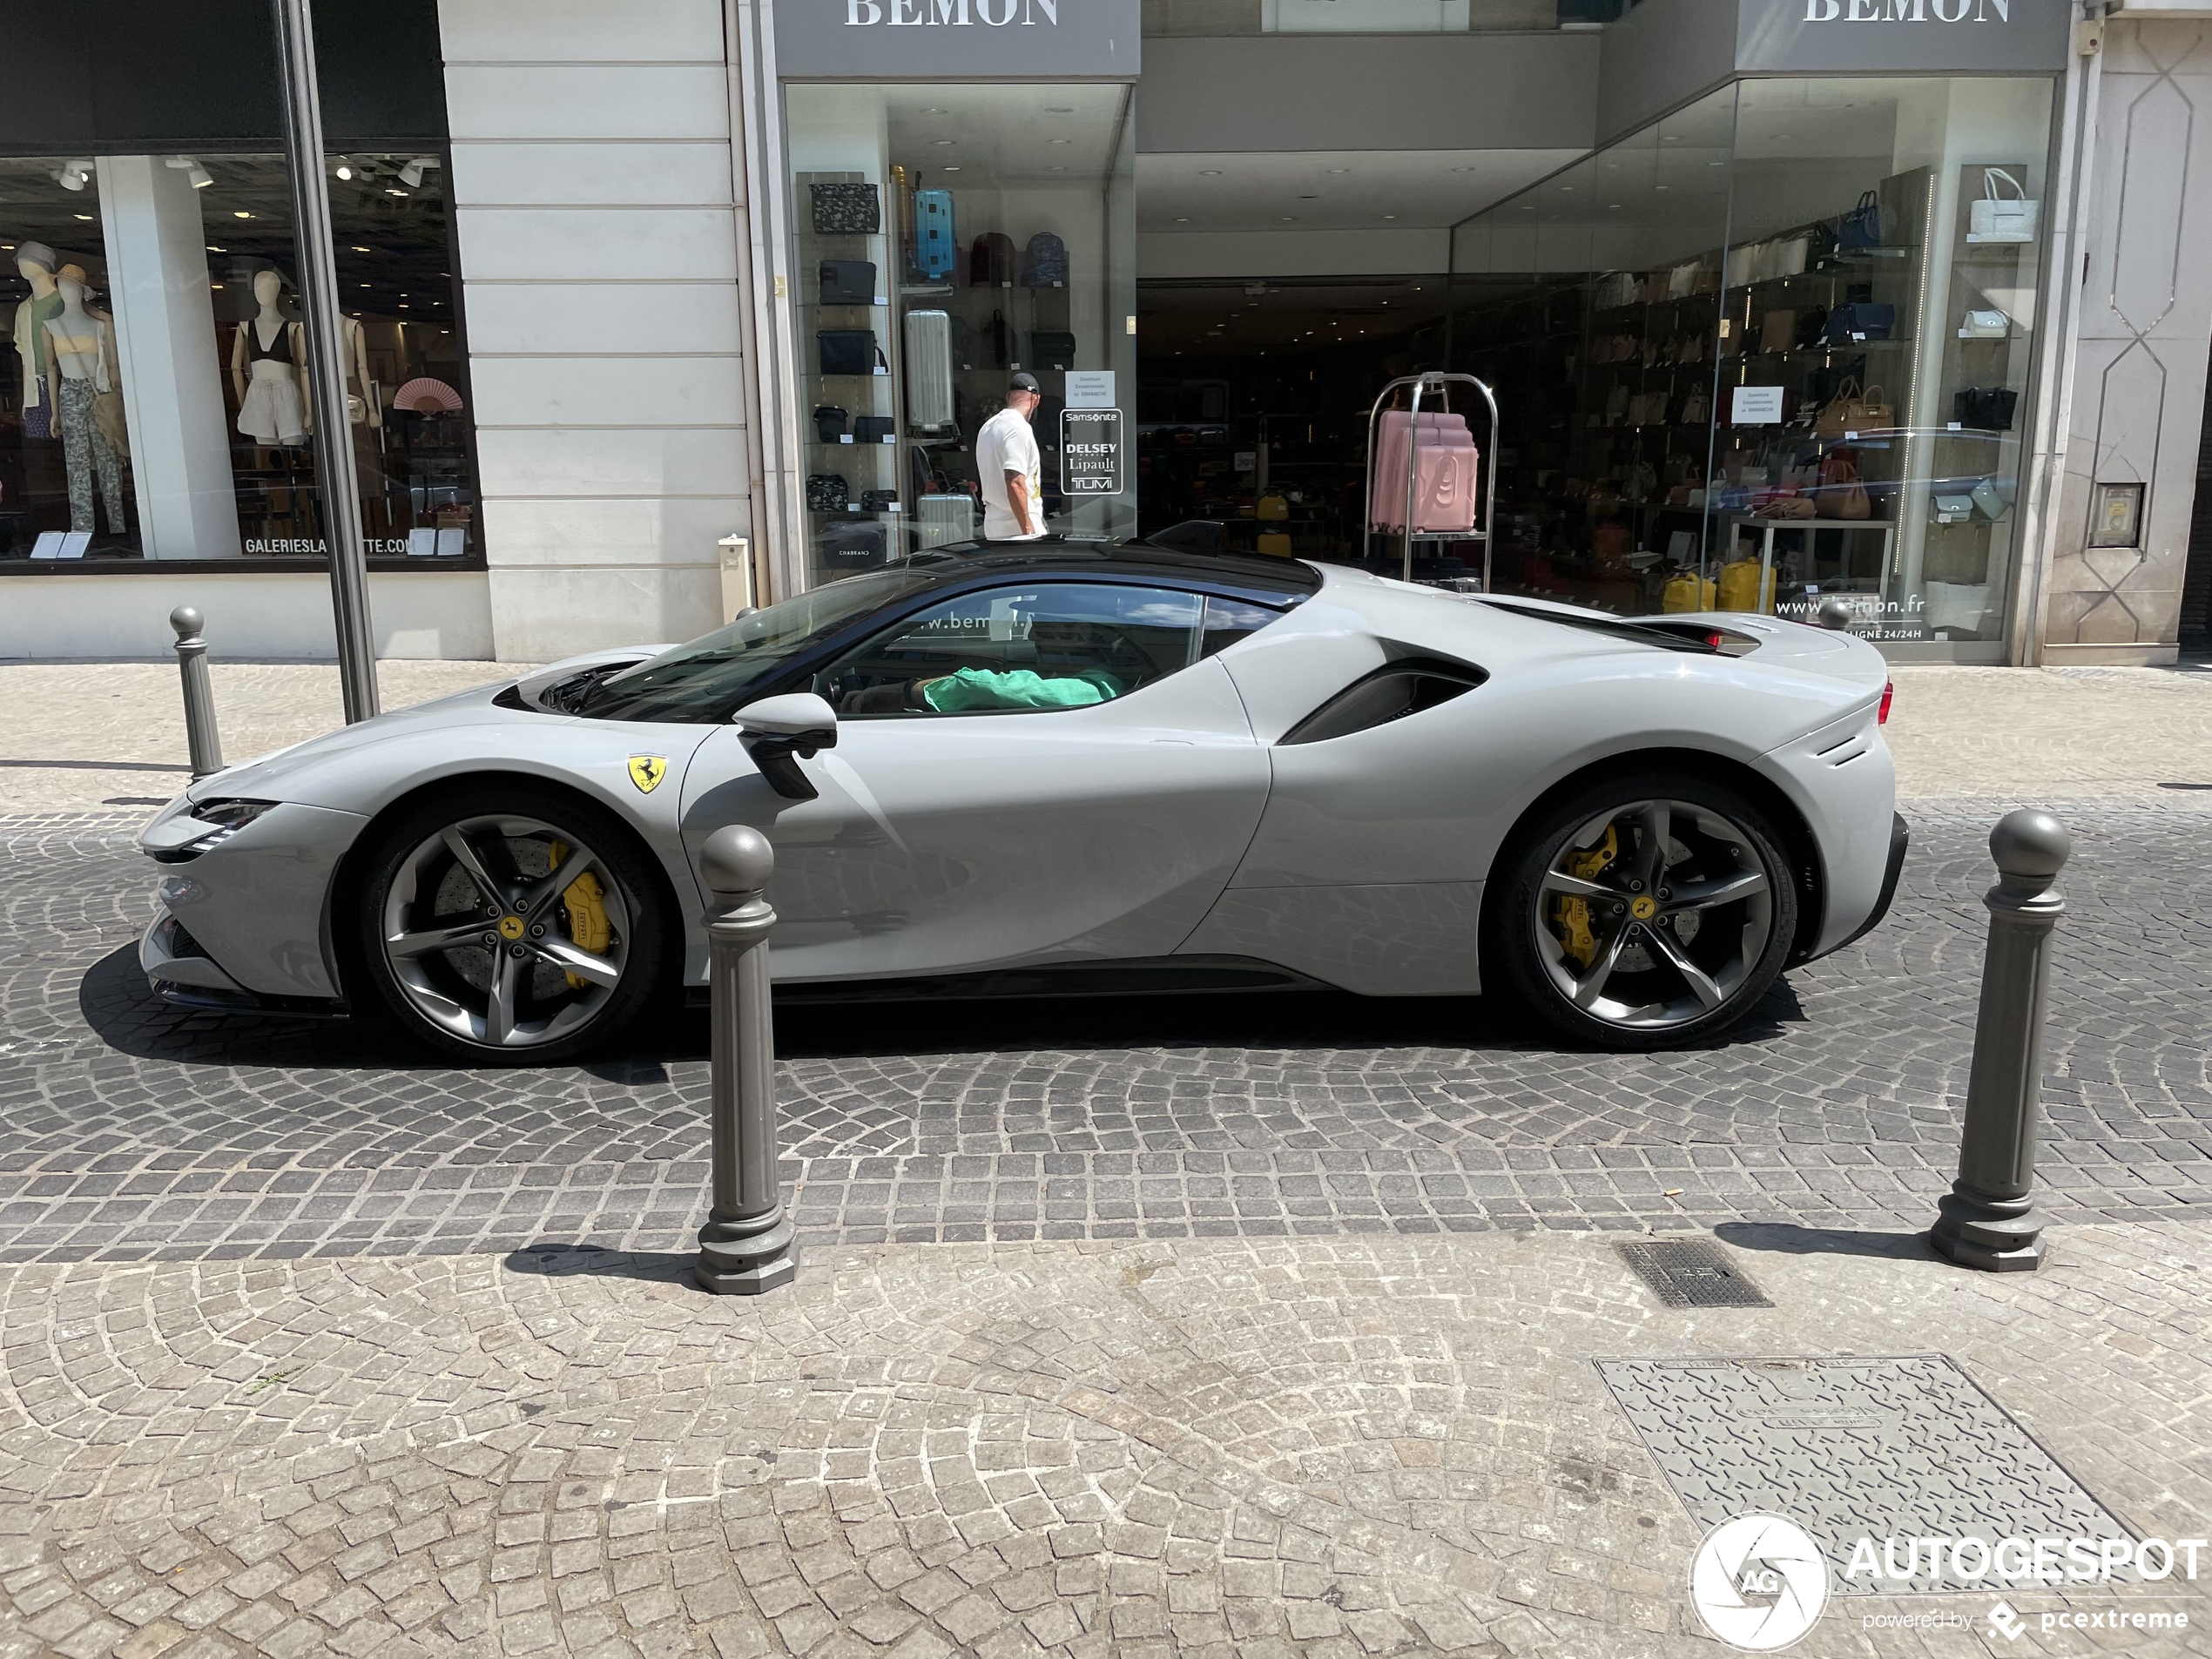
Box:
left=1599, top=1356, right=2134, bottom=1594
left=1616, top=1238, right=1772, bottom=1308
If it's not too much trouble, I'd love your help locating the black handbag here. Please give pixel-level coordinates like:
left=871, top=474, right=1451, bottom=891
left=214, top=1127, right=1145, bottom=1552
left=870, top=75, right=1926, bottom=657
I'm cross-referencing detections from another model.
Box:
left=819, top=330, right=886, bottom=377
left=819, top=260, right=876, bottom=305
left=1824, top=303, right=1895, bottom=344
left=1028, top=331, right=1077, bottom=370
left=806, top=473, right=850, bottom=512
left=853, top=415, right=895, bottom=443
left=860, top=489, right=900, bottom=512
left=1837, top=190, right=1882, bottom=253
left=1953, top=386, right=2019, bottom=431
left=810, top=182, right=880, bottom=236
left=818, top=516, right=888, bottom=570
left=813, top=406, right=848, bottom=443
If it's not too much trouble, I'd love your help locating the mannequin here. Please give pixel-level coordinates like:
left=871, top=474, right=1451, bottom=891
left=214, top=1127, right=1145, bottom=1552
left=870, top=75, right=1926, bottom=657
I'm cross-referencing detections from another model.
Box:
left=10, top=242, right=63, bottom=441
left=42, top=273, right=126, bottom=536
left=342, top=314, right=386, bottom=530
left=230, top=267, right=309, bottom=445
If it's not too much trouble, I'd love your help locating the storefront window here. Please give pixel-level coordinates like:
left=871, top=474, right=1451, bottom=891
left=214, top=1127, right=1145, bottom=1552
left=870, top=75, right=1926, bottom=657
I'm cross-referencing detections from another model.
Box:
left=786, top=83, right=1137, bottom=586
left=1, top=148, right=478, bottom=569
left=1143, top=0, right=1610, bottom=32
left=1451, top=75, right=2054, bottom=660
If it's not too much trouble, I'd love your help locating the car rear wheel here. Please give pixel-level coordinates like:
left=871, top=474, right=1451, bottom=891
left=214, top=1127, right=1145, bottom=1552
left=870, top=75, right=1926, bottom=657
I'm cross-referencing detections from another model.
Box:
left=1488, top=774, right=1799, bottom=1050
left=354, top=786, right=670, bottom=1063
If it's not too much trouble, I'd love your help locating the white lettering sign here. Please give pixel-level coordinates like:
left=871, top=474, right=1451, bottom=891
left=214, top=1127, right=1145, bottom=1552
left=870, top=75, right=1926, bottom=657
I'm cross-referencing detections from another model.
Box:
left=1803, top=0, right=2006, bottom=18
left=850, top=0, right=1057, bottom=23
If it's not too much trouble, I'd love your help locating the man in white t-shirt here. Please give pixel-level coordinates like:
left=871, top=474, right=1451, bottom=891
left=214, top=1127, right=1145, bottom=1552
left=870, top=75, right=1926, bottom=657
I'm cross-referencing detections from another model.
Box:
left=974, top=373, right=1044, bottom=541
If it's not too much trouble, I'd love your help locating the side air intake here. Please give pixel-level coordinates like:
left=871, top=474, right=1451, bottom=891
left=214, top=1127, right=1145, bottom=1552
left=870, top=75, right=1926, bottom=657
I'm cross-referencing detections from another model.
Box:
left=1279, top=658, right=1488, bottom=746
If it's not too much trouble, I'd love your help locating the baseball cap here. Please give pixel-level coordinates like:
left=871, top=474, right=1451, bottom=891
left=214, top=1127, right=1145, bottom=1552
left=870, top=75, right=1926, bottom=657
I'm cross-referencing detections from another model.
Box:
left=1008, top=372, right=1042, bottom=394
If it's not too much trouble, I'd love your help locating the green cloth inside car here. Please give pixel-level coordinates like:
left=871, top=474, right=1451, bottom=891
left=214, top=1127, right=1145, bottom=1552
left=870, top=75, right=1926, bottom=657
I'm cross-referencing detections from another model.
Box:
left=920, top=666, right=1125, bottom=712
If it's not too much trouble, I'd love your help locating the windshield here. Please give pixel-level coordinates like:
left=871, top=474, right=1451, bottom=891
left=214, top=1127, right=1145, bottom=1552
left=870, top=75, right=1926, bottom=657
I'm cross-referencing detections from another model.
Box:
left=572, top=568, right=931, bottom=723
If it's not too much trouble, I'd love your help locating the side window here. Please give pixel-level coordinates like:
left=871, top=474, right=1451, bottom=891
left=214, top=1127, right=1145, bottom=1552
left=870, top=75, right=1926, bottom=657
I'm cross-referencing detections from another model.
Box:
left=817, top=583, right=1204, bottom=716
left=1201, top=596, right=1285, bottom=658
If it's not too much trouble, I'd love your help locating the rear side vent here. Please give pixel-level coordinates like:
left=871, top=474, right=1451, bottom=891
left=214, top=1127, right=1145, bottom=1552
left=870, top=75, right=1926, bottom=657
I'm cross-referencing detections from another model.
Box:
left=1280, top=658, right=1487, bottom=745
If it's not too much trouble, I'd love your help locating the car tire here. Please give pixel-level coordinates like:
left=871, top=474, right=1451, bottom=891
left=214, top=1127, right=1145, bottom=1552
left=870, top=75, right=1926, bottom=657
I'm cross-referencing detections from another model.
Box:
left=1486, top=772, right=1800, bottom=1051
left=352, top=783, right=673, bottom=1064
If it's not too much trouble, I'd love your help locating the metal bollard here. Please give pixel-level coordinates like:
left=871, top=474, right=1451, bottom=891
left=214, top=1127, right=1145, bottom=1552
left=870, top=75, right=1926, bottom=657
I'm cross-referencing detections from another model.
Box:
left=1928, top=810, right=2072, bottom=1272
left=169, top=606, right=225, bottom=780
left=693, top=825, right=797, bottom=1295
left=1816, top=596, right=1855, bottom=631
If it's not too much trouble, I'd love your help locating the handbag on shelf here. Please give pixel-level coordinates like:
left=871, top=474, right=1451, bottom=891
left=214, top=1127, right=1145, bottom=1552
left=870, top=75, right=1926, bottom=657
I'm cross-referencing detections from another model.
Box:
left=1680, top=388, right=1711, bottom=426
left=1824, top=303, right=1896, bottom=343
left=1837, top=191, right=1884, bottom=253
left=1953, top=386, right=2020, bottom=430
left=819, top=260, right=877, bottom=305
left=1759, top=308, right=1798, bottom=355
left=1028, top=330, right=1077, bottom=370
left=1795, top=307, right=1830, bottom=351
left=1968, top=168, right=2039, bottom=243
left=1820, top=452, right=1871, bottom=521
left=806, top=473, right=851, bottom=513
left=859, top=489, right=900, bottom=512
left=969, top=232, right=1017, bottom=288
left=1766, top=237, right=1810, bottom=280
left=818, top=329, right=887, bottom=377
left=1961, top=308, right=2010, bottom=338
left=1756, top=495, right=1817, bottom=520
left=813, top=406, right=848, bottom=443
left=1814, top=378, right=1895, bottom=442
left=853, top=415, right=896, bottom=443
left=1724, top=244, right=1759, bottom=291
left=1021, top=232, right=1069, bottom=289
left=810, top=181, right=881, bottom=236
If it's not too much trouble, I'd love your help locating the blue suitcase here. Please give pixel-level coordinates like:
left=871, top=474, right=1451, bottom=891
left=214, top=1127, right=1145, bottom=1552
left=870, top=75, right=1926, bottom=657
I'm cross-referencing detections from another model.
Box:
left=914, top=188, right=958, bottom=280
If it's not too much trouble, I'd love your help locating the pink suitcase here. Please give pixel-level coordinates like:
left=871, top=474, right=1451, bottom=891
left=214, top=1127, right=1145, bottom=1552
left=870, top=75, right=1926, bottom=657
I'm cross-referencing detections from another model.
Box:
left=1371, top=410, right=1480, bottom=533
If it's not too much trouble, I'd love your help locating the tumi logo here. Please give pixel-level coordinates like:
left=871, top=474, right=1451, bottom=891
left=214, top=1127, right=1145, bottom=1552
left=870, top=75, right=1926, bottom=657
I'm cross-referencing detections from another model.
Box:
left=844, top=0, right=1061, bottom=23
left=1801, top=0, right=2011, bottom=17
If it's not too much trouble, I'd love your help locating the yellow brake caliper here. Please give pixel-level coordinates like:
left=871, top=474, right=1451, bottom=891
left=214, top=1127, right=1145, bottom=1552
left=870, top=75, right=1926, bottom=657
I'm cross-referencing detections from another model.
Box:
left=1553, top=824, right=1619, bottom=970
left=547, top=840, right=610, bottom=991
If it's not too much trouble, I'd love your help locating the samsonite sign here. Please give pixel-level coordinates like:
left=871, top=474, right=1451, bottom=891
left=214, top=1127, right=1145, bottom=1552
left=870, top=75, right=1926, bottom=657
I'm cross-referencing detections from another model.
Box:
left=1740, top=0, right=2068, bottom=68
left=774, top=0, right=1139, bottom=78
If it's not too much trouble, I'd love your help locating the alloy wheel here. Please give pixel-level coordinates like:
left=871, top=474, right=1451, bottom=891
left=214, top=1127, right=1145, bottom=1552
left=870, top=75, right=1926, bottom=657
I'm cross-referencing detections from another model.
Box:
left=1531, top=797, right=1776, bottom=1033
left=380, top=813, right=632, bottom=1051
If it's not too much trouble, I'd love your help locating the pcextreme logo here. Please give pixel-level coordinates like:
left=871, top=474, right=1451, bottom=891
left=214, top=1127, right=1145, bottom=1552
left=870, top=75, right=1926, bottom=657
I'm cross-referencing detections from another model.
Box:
left=1800, top=0, right=2013, bottom=19
left=843, top=0, right=1062, bottom=24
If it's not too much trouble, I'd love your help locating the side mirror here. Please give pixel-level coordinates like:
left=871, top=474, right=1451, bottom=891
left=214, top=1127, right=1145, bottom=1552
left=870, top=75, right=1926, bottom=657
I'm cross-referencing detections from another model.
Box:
left=735, top=692, right=838, bottom=801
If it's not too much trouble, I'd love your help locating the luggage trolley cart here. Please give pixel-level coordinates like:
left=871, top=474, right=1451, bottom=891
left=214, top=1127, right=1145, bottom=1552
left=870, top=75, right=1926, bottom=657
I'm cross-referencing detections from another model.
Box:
left=1364, top=373, right=1500, bottom=590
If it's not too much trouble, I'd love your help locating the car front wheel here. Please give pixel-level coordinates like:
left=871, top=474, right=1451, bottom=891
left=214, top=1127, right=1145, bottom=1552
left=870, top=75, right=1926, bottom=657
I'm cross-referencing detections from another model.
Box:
left=1488, top=775, right=1799, bottom=1049
left=354, top=786, right=670, bottom=1062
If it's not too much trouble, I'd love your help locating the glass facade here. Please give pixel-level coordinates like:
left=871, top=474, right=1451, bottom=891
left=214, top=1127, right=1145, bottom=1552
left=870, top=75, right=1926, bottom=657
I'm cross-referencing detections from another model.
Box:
left=1143, top=0, right=1620, bottom=32
left=1, top=147, right=476, bottom=570
left=1451, top=76, right=2055, bottom=658
left=786, top=83, right=1137, bottom=588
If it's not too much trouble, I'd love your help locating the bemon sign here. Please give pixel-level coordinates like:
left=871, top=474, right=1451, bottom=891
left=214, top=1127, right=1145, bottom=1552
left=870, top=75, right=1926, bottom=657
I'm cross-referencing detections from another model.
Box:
left=1802, top=0, right=2011, bottom=17
left=843, top=0, right=1062, bottom=22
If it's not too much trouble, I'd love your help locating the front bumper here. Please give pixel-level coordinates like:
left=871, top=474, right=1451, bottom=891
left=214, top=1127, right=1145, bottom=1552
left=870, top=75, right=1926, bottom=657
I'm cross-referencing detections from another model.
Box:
left=138, top=799, right=368, bottom=1001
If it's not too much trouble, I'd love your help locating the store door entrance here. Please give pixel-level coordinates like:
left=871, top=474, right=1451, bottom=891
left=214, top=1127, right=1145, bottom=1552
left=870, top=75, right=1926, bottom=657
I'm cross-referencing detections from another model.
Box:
left=1135, top=277, right=1457, bottom=570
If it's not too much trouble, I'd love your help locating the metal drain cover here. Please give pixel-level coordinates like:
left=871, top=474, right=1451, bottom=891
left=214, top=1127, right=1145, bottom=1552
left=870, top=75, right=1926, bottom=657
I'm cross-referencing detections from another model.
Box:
left=1617, top=1238, right=1772, bottom=1308
left=1599, top=1356, right=2134, bottom=1594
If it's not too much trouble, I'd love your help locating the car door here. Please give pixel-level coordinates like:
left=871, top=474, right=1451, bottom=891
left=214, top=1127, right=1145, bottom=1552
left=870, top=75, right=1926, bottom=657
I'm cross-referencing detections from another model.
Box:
left=678, top=581, right=1272, bottom=982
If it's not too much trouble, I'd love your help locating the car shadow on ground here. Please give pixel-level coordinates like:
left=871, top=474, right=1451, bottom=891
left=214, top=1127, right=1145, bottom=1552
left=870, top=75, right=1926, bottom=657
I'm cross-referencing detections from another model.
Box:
left=78, top=941, right=1811, bottom=1071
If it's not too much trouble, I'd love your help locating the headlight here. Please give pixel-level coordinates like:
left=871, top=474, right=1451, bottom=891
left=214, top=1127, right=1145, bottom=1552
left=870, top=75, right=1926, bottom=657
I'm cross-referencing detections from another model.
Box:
left=181, top=799, right=279, bottom=853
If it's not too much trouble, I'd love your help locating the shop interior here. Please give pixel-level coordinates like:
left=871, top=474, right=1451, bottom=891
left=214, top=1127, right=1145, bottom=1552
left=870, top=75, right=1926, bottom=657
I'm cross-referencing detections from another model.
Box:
left=786, top=82, right=1136, bottom=588
left=1133, top=75, right=2052, bottom=656
left=0, top=148, right=478, bottom=565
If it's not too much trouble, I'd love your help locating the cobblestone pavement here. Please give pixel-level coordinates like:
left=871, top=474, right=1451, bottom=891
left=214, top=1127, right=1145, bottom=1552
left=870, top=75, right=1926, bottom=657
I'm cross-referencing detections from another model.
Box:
left=0, top=1225, right=2204, bottom=1659
left=2, top=804, right=2208, bottom=1264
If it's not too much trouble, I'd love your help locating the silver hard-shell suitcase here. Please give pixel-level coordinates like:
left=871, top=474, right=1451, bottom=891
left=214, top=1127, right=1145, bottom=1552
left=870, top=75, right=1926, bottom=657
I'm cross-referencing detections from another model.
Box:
left=905, top=309, right=956, bottom=431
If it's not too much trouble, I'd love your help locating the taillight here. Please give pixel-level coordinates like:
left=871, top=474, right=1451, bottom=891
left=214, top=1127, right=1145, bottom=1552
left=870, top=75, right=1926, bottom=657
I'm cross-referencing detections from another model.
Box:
left=1704, top=631, right=1725, bottom=651
left=1878, top=679, right=1894, bottom=725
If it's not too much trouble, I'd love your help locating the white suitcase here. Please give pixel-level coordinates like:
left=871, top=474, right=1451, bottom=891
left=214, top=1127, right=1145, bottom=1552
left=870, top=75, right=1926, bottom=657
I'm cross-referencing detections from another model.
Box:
left=917, top=494, right=974, bottom=549
left=905, top=309, right=955, bottom=431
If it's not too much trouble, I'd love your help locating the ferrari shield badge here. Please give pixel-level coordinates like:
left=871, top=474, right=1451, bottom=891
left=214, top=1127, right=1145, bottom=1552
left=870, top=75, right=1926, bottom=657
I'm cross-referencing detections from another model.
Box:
left=628, top=756, right=669, bottom=795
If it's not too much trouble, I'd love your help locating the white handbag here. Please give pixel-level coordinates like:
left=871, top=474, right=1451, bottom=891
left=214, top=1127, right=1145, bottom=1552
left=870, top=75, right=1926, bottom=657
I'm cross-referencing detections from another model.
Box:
left=1961, top=308, right=2010, bottom=338
left=1769, top=237, right=1809, bottom=279
left=1725, top=243, right=1758, bottom=290
left=1969, top=169, right=2039, bottom=243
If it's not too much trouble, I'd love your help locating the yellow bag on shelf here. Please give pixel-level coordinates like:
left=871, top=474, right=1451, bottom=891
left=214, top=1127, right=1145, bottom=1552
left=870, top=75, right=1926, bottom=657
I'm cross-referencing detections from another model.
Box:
left=1661, top=572, right=1718, bottom=613
left=1257, top=531, right=1294, bottom=557
left=1716, top=558, right=1774, bottom=614
left=1257, top=494, right=1291, bottom=522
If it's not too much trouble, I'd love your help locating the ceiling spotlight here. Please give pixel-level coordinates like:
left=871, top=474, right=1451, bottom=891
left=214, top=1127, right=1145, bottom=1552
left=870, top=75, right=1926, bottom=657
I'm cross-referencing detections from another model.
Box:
left=942, top=165, right=961, bottom=172
left=351, top=245, right=371, bottom=253
left=387, top=188, right=409, bottom=197
left=398, top=156, right=441, bottom=188
left=1199, top=169, right=1224, bottom=177
left=1326, top=168, right=1351, bottom=175
left=166, top=157, right=213, bottom=188
left=1174, top=217, right=1190, bottom=223
left=233, top=210, right=253, bottom=219
left=53, top=158, right=94, bottom=191
left=334, top=164, right=353, bottom=180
